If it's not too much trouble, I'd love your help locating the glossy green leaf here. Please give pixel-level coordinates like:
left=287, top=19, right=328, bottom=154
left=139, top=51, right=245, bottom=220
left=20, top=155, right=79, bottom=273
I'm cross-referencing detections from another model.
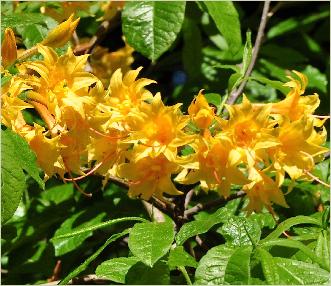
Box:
left=52, top=216, right=146, bottom=240
left=260, top=238, right=327, bottom=270
left=126, top=260, right=170, bottom=285
left=273, top=257, right=330, bottom=285
left=1, top=12, right=57, bottom=35
left=122, top=1, right=186, bottom=62
left=220, top=216, right=261, bottom=246
left=195, top=245, right=252, bottom=285
left=176, top=206, right=232, bottom=246
left=204, top=1, right=242, bottom=54
left=95, top=257, right=139, bottom=284
left=128, top=221, right=175, bottom=267
left=256, top=248, right=280, bottom=285
left=1, top=128, right=44, bottom=224
left=168, top=246, right=198, bottom=270
left=261, top=215, right=322, bottom=242
left=60, top=229, right=130, bottom=285
left=315, top=230, right=330, bottom=271
left=20, top=24, right=48, bottom=49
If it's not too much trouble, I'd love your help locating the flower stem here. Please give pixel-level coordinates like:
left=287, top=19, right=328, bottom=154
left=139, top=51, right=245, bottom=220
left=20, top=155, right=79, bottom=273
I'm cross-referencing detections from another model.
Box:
left=179, top=266, right=192, bottom=285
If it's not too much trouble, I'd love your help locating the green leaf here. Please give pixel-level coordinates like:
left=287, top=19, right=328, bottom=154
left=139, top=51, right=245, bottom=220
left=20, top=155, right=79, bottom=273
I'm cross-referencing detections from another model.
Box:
left=1, top=12, right=57, bottom=35
left=241, top=31, right=252, bottom=76
left=249, top=212, right=276, bottom=229
left=1, top=128, right=44, bottom=224
left=256, top=248, right=280, bottom=285
left=1, top=75, right=12, bottom=87
left=20, top=24, right=48, bottom=49
left=168, top=246, right=198, bottom=270
left=204, top=93, right=222, bottom=108
left=176, top=206, right=232, bottom=246
left=40, top=183, right=74, bottom=205
left=273, top=257, right=330, bottom=285
left=249, top=76, right=290, bottom=95
left=260, top=238, right=327, bottom=270
left=220, top=216, right=261, bottom=247
left=122, top=1, right=186, bottom=62
left=302, top=65, right=328, bottom=93
left=204, top=1, right=242, bottom=54
left=194, top=245, right=252, bottom=285
left=128, top=221, right=175, bottom=267
left=60, top=229, right=130, bottom=285
left=261, top=216, right=322, bottom=242
left=315, top=231, right=330, bottom=271
left=52, top=217, right=147, bottom=240
left=95, top=257, right=140, bottom=284
left=313, top=159, right=330, bottom=183
left=267, top=10, right=330, bottom=39
left=182, top=18, right=202, bottom=80
left=52, top=210, right=106, bottom=256
left=126, top=260, right=170, bottom=285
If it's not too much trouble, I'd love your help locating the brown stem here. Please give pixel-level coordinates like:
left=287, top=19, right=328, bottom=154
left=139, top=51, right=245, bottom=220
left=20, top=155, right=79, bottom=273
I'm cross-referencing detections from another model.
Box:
left=184, top=189, right=194, bottom=210
left=184, top=190, right=246, bottom=218
left=16, top=46, right=38, bottom=62
left=226, top=1, right=271, bottom=105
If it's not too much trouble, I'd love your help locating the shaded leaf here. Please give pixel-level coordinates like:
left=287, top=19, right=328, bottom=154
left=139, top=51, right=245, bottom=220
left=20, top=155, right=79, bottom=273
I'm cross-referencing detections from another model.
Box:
left=126, top=260, right=170, bottom=285
left=60, top=229, right=130, bottom=285
left=176, top=207, right=232, bottom=246
left=204, top=1, right=242, bottom=54
left=256, top=248, right=280, bottom=285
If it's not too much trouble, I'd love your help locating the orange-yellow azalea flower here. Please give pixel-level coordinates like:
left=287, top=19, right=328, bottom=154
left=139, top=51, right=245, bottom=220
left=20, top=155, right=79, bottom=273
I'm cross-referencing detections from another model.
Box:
left=117, top=153, right=182, bottom=200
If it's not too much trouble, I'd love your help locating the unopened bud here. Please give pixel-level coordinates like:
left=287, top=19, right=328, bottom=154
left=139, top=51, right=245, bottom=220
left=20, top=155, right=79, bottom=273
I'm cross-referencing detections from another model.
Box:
left=41, top=14, right=80, bottom=48
left=1, top=28, right=17, bottom=68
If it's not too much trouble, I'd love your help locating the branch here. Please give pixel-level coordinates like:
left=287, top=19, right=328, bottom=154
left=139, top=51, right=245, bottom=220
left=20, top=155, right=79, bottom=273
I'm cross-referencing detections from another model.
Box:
left=226, top=1, right=271, bottom=105
left=184, top=190, right=246, bottom=218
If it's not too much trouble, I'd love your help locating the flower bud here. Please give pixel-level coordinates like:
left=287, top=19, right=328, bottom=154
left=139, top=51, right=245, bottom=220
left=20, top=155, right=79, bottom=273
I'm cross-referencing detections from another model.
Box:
left=1, top=28, right=17, bottom=68
left=41, top=14, right=80, bottom=48
left=188, top=90, right=215, bottom=129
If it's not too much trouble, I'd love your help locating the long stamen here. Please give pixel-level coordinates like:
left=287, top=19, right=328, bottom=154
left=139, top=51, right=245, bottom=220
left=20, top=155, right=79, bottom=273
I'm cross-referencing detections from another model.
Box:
left=63, top=161, right=92, bottom=197
left=213, top=169, right=221, bottom=184
left=89, top=127, right=128, bottom=139
left=304, top=170, right=330, bottom=188
left=64, top=151, right=115, bottom=182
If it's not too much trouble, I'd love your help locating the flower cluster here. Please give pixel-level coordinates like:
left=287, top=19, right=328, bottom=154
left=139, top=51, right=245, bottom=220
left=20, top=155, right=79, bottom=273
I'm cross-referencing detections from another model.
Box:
left=1, top=16, right=328, bottom=213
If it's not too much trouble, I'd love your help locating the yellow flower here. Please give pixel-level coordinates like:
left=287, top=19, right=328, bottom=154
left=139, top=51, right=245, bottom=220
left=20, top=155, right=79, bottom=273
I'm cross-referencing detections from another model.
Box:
left=125, top=93, right=194, bottom=161
left=1, top=28, right=17, bottom=68
left=220, top=95, right=279, bottom=168
left=176, top=134, right=248, bottom=197
left=188, top=90, right=215, bottom=129
left=244, top=170, right=288, bottom=213
left=18, top=44, right=103, bottom=123
left=268, top=116, right=328, bottom=184
left=117, top=153, right=182, bottom=200
left=24, top=124, right=66, bottom=180
left=41, top=14, right=80, bottom=48
left=269, top=71, right=320, bottom=121
left=90, top=42, right=134, bottom=87
left=41, top=2, right=90, bottom=23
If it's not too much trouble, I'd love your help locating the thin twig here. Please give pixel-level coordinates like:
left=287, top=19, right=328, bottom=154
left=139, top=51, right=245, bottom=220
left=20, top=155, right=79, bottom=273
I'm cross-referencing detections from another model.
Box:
left=184, top=190, right=246, bottom=218
left=226, top=1, right=271, bottom=105
left=184, top=189, right=195, bottom=210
